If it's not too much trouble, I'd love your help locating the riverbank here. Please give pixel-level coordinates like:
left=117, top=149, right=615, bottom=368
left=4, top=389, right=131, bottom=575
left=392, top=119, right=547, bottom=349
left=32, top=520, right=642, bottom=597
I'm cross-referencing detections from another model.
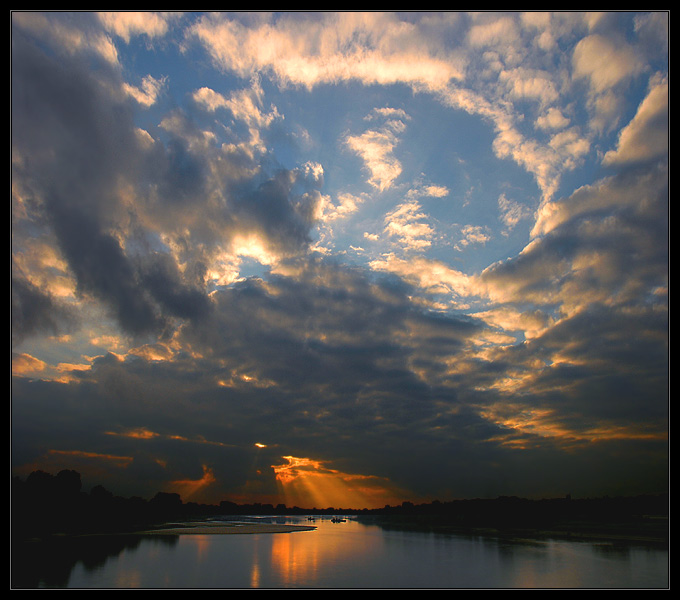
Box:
left=136, top=521, right=317, bottom=535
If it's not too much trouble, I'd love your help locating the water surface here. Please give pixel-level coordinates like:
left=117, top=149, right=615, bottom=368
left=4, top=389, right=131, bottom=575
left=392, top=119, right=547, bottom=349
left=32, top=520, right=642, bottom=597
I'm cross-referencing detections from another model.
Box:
left=14, top=516, right=668, bottom=589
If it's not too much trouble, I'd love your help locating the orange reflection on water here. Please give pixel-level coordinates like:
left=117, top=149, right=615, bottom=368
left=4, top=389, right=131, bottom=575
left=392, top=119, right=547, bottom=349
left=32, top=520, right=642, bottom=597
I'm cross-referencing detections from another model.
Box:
left=248, top=535, right=264, bottom=588
left=250, top=556, right=261, bottom=588
left=264, top=520, right=377, bottom=587
left=192, top=533, right=214, bottom=563
left=268, top=526, right=318, bottom=586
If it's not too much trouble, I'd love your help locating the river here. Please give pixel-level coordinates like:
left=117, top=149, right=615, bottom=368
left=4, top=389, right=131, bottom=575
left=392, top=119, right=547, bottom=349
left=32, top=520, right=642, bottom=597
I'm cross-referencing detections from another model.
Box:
left=12, top=516, right=668, bottom=589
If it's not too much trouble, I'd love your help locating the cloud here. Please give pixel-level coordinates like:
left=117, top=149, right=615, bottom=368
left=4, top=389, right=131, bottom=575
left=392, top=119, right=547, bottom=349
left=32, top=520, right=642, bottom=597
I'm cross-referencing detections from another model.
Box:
left=455, top=225, right=491, bottom=251
left=124, top=74, right=167, bottom=107
left=345, top=109, right=409, bottom=192
left=12, top=352, right=47, bottom=377
left=499, top=67, right=559, bottom=106
left=318, top=192, right=365, bottom=223
left=498, top=193, right=531, bottom=231
left=383, top=200, right=435, bottom=251
left=602, top=74, right=669, bottom=166
left=12, top=25, right=327, bottom=337
left=187, top=12, right=465, bottom=91
left=572, top=32, right=647, bottom=133
left=535, top=107, right=570, bottom=131
left=466, top=14, right=520, bottom=49
left=531, top=157, right=667, bottom=241
left=369, top=254, right=473, bottom=303
left=181, top=11, right=664, bottom=208
left=572, top=33, right=644, bottom=95
left=12, top=11, right=120, bottom=66
left=97, top=11, right=178, bottom=42
left=472, top=306, right=552, bottom=341
left=12, top=12, right=668, bottom=504
left=11, top=262, right=77, bottom=345
left=12, top=257, right=491, bottom=502
left=481, top=163, right=668, bottom=344
left=192, top=79, right=281, bottom=134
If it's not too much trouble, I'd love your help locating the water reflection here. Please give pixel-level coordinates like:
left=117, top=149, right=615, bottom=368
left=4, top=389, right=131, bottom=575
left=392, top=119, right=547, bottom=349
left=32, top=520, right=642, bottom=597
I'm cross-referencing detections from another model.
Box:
left=12, top=534, right=177, bottom=588
left=266, top=518, right=383, bottom=587
left=12, top=517, right=668, bottom=589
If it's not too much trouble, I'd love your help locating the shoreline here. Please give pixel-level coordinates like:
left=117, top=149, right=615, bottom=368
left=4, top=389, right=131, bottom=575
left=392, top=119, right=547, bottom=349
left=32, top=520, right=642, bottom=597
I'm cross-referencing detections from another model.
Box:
left=136, top=521, right=317, bottom=535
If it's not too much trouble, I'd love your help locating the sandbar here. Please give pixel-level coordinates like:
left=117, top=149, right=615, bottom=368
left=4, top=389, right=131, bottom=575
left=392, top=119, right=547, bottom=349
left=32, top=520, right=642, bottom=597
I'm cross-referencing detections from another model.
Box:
left=138, top=521, right=316, bottom=535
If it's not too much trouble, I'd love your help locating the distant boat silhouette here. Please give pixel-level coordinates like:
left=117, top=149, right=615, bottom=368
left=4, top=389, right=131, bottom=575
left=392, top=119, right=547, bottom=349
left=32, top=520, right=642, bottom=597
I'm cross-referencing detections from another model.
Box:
left=330, top=517, right=346, bottom=523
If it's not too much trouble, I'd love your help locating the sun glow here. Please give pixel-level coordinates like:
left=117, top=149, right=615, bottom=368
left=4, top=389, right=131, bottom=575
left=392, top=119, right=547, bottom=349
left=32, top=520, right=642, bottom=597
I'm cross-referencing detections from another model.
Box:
left=169, top=464, right=216, bottom=500
left=271, top=455, right=404, bottom=509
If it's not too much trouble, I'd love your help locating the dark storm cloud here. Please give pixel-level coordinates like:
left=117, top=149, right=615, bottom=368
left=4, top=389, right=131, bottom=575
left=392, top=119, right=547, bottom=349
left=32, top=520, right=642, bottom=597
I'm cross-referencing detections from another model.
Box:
left=11, top=257, right=490, bottom=500
left=479, top=161, right=668, bottom=318
left=11, top=273, right=76, bottom=345
left=158, top=136, right=210, bottom=205
left=231, top=169, right=324, bottom=254
left=525, top=303, right=667, bottom=424
left=455, top=161, right=668, bottom=495
left=138, top=251, right=212, bottom=322
left=45, top=198, right=164, bottom=335
left=180, top=258, right=481, bottom=397
left=11, top=247, right=668, bottom=501
left=13, top=166, right=669, bottom=497
left=11, top=18, right=324, bottom=340
left=12, top=28, right=163, bottom=335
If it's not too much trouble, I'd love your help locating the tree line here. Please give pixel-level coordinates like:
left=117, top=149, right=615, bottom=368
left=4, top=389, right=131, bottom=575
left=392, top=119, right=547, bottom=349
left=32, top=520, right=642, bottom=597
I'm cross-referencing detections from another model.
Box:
left=12, top=469, right=668, bottom=542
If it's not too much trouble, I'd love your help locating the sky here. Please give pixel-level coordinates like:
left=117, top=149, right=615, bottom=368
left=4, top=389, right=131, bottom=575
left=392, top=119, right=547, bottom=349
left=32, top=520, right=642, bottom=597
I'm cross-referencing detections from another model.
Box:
left=12, top=11, right=668, bottom=509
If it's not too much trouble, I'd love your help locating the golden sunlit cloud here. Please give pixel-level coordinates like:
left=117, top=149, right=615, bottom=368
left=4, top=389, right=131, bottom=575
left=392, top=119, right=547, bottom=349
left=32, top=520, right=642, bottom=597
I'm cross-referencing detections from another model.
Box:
left=217, top=370, right=277, bottom=389
left=472, top=306, right=552, bottom=341
left=481, top=405, right=575, bottom=446
left=106, top=427, right=160, bottom=440
left=345, top=124, right=404, bottom=192
left=97, top=11, right=174, bottom=42
left=11, top=353, right=93, bottom=384
left=231, top=233, right=279, bottom=265
left=272, top=455, right=407, bottom=509
left=52, top=363, right=91, bottom=383
left=104, top=428, right=238, bottom=451
left=48, top=449, right=134, bottom=467
left=580, top=424, right=668, bottom=443
left=12, top=353, right=46, bottom=376
left=168, top=464, right=217, bottom=500
left=480, top=403, right=668, bottom=451
left=128, top=342, right=175, bottom=362
left=369, top=253, right=474, bottom=301
left=384, top=200, right=435, bottom=251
